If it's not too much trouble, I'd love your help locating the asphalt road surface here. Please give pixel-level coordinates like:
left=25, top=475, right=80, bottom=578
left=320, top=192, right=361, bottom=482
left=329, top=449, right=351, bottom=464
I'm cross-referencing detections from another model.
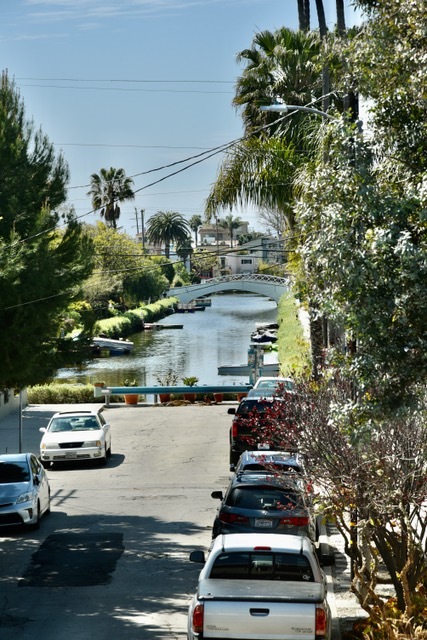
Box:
left=0, top=402, right=364, bottom=640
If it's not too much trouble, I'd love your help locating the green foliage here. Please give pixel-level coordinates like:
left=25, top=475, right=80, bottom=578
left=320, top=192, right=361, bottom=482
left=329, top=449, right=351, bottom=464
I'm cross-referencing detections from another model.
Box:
left=28, top=383, right=101, bottom=404
left=154, top=368, right=179, bottom=386
left=277, top=293, right=311, bottom=376
left=87, top=167, right=135, bottom=229
left=182, top=376, right=199, bottom=387
left=191, top=248, right=218, bottom=277
left=84, top=222, right=169, bottom=310
left=123, top=378, right=137, bottom=387
left=0, top=72, right=95, bottom=388
left=146, top=211, right=190, bottom=259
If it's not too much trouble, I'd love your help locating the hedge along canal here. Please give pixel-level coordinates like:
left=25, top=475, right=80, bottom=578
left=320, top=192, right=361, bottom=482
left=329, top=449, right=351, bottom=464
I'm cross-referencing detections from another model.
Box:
left=54, top=293, right=279, bottom=388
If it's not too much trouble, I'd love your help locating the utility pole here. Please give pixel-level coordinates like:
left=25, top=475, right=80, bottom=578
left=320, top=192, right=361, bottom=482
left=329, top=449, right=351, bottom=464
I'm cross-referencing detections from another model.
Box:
left=141, top=209, right=145, bottom=250
left=134, top=208, right=139, bottom=235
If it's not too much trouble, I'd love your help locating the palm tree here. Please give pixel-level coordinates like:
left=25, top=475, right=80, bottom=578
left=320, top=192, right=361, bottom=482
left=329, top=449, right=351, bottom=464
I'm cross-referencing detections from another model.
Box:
left=233, top=27, right=322, bottom=142
left=146, top=211, right=190, bottom=259
left=220, top=214, right=243, bottom=248
left=88, top=167, right=135, bottom=229
left=205, top=137, right=298, bottom=233
left=188, top=214, right=203, bottom=247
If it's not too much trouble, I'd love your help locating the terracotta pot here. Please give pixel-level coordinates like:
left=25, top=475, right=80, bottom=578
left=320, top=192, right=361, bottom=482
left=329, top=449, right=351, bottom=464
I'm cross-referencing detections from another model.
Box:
left=213, top=393, right=224, bottom=403
left=124, top=394, right=139, bottom=405
left=183, top=392, right=196, bottom=403
left=237, top=392, right=247, bottom=402
left=159, top=393, right=171, bottom=403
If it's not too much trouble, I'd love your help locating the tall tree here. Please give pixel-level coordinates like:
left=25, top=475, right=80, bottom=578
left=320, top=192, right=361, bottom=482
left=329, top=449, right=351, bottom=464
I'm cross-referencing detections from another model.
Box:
left=146, top=211, right=190, bottom=259
left=220, top=214, right=243, bottom=248
left=0, top=71, right=94, bottom=387
left=188, top=214, right=203, bottom=247
left=88, top=167, right=135, bottom=230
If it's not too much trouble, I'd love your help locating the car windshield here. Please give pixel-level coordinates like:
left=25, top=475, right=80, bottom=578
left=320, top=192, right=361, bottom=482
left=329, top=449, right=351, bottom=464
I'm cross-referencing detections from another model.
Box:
left=209, top=551, right=314, bottom=581
left=226, top=487, right=301, bottom=511
left=50, top=417, right=99, bottom=432
left=0, top=460, right=30, bottom=483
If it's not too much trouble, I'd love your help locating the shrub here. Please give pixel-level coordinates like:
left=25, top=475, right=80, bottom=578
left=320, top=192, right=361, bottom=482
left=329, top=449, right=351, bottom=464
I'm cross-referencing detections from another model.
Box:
left=28, top=383, right=104, bottom=404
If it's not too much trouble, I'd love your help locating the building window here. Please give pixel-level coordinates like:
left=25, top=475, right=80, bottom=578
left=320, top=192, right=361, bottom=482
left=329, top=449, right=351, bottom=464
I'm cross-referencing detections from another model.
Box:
left=241, top=258, right=253, bottom=265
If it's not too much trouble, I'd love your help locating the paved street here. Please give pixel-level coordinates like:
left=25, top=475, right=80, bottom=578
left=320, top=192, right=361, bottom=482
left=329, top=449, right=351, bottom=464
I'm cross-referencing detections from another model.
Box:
left=0, top=402, right=365, bottom=639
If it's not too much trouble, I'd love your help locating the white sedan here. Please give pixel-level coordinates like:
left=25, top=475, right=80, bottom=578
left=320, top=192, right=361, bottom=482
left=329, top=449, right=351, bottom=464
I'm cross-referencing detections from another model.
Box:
left=40, top=409, right=111, bottom=468
left=248, top=376, right=295, bottom=398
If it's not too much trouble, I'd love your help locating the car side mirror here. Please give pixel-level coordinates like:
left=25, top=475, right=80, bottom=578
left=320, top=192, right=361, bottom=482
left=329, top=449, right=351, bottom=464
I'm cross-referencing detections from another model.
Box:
left=229, top=464, right=235, bottom=472
left=33, top=476, right=40, bottom=486
left=39, top=427, right=46, bottom=433
left=211, top=491, right=223, bottom=500
left=317, top=542, right=335, bottom=567
left=227, top=408, right=236, bottom=415
left=189, top=550, right=205, bottom=564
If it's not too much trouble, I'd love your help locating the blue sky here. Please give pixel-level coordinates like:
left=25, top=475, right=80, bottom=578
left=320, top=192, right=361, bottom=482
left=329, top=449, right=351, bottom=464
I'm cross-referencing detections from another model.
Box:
left=1, top=0, right=362, bottom=236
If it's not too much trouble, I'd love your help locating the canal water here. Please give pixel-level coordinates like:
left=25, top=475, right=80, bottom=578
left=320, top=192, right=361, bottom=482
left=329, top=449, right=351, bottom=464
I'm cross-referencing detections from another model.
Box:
left=55, top=293, right=279, bottom=387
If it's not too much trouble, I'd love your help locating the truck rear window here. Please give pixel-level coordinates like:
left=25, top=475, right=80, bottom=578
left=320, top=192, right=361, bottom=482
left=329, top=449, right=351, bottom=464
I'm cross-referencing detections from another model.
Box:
left=209, top=552, right=314, bottom=582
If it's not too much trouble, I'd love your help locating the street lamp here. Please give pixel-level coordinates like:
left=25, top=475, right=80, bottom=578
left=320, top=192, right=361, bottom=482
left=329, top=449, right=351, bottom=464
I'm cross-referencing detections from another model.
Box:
left=260, top=103, right=335, bottom=121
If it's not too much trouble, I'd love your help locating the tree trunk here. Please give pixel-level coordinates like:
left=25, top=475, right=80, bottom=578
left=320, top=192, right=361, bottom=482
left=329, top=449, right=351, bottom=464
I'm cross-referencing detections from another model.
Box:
left=309, top=304, right=324, bottom=380
left=336, top=0, right=346, bottom=34
left=297, top=0, right=310, bottom=31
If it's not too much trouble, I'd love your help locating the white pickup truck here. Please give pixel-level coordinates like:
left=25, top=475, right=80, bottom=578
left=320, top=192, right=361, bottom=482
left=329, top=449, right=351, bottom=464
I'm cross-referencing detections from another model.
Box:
left=187, top=533, right=334, bottom=640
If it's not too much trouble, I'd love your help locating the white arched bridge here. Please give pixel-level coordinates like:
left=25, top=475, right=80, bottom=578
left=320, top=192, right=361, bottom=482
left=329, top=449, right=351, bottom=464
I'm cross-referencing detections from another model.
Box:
left=167, top=273, right=289, bottom=305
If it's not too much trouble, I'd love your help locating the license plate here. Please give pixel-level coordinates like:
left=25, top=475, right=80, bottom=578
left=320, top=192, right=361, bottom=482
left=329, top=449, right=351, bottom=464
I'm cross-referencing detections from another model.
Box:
left=65, top=452, right=77, bottom=459
left=255, top=519, right=273, bottom=528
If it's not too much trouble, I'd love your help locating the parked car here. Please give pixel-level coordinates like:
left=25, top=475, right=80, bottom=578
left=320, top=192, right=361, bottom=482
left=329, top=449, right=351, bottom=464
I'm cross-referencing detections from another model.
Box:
left=0, top=453, right=51, bottom=529
left=228, top=396, right=299, bottom=467
left=230, top=449, right=305, bottom=476
left=187, top=533, right=333, bottom=640
left=211, top=471, right=316, bottom=540
left=249, top=376, right=295, bottom=396
left=39, top=408, right=111, bottom=468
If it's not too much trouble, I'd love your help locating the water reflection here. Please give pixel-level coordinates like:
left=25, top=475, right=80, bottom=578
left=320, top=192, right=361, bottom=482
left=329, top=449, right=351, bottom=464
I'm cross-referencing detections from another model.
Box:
left=55, top=293, right=278, bottom=386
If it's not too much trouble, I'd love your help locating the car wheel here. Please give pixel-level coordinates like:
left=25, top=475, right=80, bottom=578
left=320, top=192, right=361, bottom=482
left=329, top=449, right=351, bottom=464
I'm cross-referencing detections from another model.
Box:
left=30, top=502, right=41, bottom=530
left=212, top=519, right=221, bottom=539
left=45, top=490, right=51, bottom=515
left=229, top=450, right=239, bottom=467
left=98, top=447, right=107, bottom=466
left=107, top=443, right=112, bottom=458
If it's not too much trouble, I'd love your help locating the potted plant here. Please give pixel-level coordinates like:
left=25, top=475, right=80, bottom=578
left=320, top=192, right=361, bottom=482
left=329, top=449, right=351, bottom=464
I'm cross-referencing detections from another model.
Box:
left=123, top=379, right=139, bottom=405
left=155, top=369, right=179, bottom=403
left=213, top=392, right=224, bottom=403
left=182, top=376, right=199, bottom=403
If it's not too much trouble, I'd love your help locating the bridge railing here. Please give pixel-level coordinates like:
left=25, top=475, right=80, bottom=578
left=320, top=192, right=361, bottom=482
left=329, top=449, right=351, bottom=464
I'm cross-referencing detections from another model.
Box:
left=94, top=384, right=253, bottom=405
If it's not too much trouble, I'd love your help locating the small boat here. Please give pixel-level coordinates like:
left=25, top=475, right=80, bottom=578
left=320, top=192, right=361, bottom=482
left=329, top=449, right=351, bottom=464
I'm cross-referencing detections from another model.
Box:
left=251, top=331, right=278, bottom=343
left=144, top=323, right=184, bottom=330
left=91, top=336, right=134, bottom=355
left=255, top=322, right=279, bottom=330
left=218, top=362, right=280, bottom=376
left=176, top=304, right=195, bottom=313
left=195, top=297, right=212, bottom=307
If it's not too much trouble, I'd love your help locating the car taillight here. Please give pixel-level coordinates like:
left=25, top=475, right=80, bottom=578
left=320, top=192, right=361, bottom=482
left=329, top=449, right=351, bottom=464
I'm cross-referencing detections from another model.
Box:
left=192, top=603, right=204, bottom=633
left=219, top=512, right=249, bottom=524
left=315, top=605, right=327, bottom=637
left=279, top=516, right=310, bottom=527
left=232, top=421, right=239, bottom=437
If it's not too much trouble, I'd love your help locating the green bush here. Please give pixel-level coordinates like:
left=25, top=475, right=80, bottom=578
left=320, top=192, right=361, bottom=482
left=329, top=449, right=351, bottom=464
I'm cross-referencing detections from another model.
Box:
left=28, top=383, right=105, bottom=404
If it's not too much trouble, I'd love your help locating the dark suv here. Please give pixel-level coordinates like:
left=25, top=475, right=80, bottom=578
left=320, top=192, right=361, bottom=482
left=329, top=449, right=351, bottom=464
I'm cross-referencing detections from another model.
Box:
left=211, top=472, right=315, bottom=540
left=227, top=396, right=299, bottom=467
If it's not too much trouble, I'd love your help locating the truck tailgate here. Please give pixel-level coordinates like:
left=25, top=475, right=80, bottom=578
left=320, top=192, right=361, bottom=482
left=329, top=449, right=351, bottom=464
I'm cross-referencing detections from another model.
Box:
left=203, top=600, right=316, bottom=639
left=198, top=578, right=325, bottom=603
